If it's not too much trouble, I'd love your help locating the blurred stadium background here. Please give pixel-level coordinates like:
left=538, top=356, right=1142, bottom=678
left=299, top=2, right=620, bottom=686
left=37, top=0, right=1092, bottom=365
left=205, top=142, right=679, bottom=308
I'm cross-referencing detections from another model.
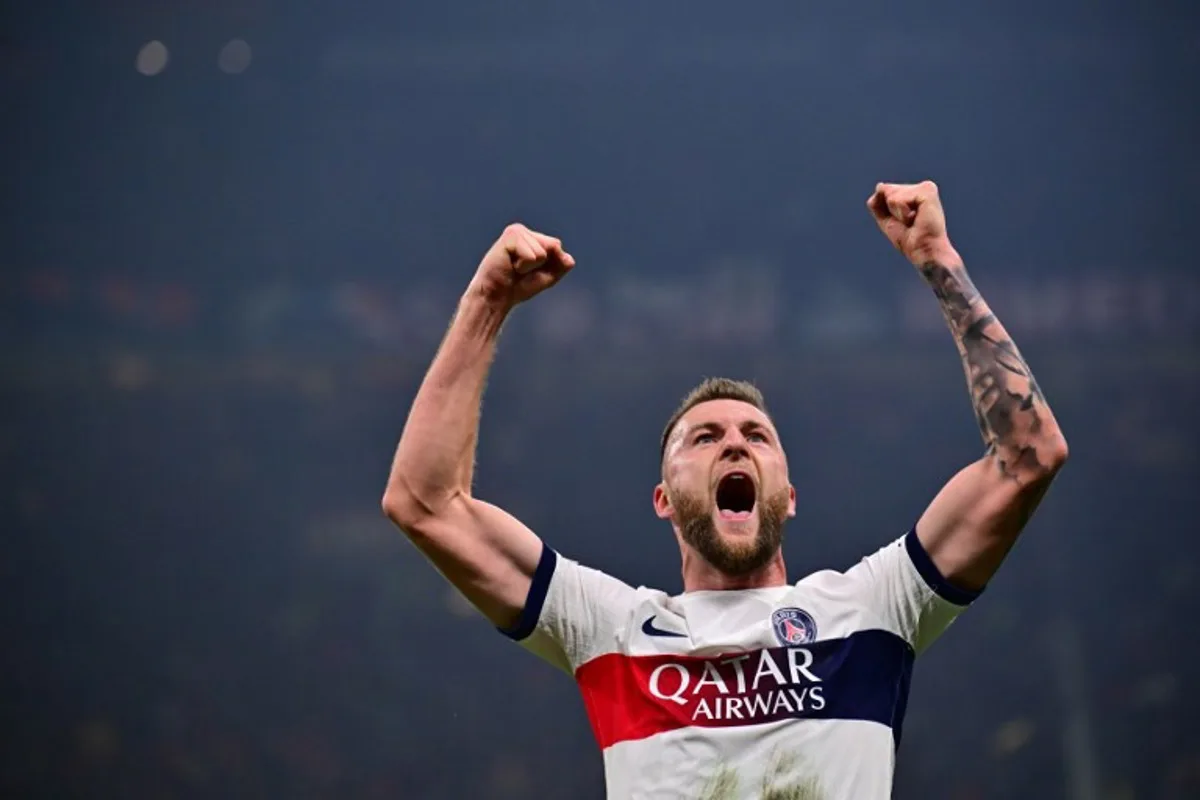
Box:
left=3, top=1, right=1199, bottom=798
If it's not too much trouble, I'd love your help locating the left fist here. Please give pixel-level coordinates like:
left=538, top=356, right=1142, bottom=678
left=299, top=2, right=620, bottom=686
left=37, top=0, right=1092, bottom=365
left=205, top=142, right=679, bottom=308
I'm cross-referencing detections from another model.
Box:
left=867, top=180, right=955, bottom=265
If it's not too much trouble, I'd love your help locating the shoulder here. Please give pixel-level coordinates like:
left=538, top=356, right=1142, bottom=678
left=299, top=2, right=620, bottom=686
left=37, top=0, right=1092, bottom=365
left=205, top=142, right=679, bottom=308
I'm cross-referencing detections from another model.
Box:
left=549, top=552, right=667, bottom=609
left=789, top=530, right=982, bottom=654
left=792, top=531, right=945, bottom=601
left=539, top=551, right=669, bottom=642
left=783, top=562, right=888, bottom=642
left=792, top=558, right=875, bottom=604
left=784, top=535, right=929, bottom=639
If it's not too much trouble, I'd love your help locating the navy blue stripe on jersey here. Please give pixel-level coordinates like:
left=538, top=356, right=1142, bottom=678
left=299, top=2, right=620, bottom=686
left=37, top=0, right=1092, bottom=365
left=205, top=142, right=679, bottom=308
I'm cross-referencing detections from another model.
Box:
left=905, top=527, right=983, bottom=606
left=889, top=635, right=915, bottom=747
left=796, top=628, right=916, bottom=746
left=577, top=628, right=917, bottom=749
left=499, top=544, right=557, bottom=641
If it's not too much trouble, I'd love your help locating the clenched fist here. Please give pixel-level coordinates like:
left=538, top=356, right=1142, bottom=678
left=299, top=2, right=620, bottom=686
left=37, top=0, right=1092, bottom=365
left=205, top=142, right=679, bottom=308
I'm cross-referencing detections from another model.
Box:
left=467, top=223, right=576, bottom=310
left=867, top=181, right=959, bottom=266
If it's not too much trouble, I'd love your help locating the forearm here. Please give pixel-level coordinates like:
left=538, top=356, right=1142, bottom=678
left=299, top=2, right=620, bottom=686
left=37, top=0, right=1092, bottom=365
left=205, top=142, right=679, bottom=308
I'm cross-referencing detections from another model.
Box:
left=384, top=290, right=507, bottom=516
left=919, top=246, right=1068, bottom=484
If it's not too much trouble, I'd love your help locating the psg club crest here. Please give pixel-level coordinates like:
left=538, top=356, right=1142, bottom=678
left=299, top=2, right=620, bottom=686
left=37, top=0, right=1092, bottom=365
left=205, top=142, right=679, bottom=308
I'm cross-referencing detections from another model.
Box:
left=771, top=607, right=818, bottom=646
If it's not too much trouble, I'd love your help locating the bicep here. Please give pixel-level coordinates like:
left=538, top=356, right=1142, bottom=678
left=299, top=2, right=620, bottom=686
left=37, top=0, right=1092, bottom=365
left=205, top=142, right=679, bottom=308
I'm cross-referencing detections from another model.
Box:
left=916, top=454, right=1054, bottom=592
left=400, top=494, right=544, bottom=630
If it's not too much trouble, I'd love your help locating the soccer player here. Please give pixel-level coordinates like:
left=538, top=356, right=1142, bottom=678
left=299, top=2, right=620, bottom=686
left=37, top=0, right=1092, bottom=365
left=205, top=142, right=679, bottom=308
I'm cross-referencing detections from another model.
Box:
left=382, top=181, right=1068, bottom=798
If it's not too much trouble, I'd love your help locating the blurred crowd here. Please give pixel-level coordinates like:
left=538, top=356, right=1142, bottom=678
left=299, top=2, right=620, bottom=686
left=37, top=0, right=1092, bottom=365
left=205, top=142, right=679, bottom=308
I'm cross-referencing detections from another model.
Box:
left=3, top=342, right=1198, bottom=798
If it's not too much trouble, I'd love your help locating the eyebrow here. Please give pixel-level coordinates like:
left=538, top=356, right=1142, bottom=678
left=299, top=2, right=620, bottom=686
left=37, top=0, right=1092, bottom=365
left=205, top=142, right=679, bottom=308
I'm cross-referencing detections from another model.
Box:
left=686, top=420, right=772, bottom=439
left=741, top=420, right=773, bottom=439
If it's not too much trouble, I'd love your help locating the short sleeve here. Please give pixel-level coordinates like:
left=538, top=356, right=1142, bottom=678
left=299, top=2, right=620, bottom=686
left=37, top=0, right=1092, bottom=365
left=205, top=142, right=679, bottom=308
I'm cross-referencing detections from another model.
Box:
left=846, top=528, right=983, bottom=654
left=498, top=545, right=640, bottom=674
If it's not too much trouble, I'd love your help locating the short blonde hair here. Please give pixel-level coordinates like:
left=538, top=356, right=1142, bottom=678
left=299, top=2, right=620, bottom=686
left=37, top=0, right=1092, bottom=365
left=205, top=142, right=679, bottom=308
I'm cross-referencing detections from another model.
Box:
left=659, top=377, right=771, bottom=461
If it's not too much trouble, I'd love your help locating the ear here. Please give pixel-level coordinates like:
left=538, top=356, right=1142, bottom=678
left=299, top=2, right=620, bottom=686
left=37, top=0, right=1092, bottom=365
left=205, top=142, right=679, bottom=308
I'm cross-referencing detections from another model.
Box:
left=653, top=483, right=673, bottom=520
left=787, top=484, right=797, bottom=518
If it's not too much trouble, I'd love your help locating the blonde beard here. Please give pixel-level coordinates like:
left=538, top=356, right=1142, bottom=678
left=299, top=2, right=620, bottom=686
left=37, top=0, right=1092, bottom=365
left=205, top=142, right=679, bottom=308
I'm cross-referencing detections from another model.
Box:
left=670, top=486, right=790, bottom=576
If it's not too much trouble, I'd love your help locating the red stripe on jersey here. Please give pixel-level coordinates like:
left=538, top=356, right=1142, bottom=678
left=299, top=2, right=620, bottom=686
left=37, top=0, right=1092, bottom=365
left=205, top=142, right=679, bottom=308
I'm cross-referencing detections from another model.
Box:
left=574, top=648, right=824, bottom=749
left=577, top=651, right=693, bottom=748
left=573, top=632, right=915, bottom=750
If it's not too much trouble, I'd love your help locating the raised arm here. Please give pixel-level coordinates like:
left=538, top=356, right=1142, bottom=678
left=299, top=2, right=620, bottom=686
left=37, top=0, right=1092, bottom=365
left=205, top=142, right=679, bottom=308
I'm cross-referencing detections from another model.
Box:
left=381, top=224, right=575, bottom=629
left=868, top=181, right=1069, bottom=592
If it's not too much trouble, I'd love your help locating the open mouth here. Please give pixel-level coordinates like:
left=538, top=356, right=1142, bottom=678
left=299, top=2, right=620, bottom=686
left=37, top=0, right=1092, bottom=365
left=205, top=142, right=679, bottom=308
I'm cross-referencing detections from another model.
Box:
left=715, top=471, right=757, bottom=521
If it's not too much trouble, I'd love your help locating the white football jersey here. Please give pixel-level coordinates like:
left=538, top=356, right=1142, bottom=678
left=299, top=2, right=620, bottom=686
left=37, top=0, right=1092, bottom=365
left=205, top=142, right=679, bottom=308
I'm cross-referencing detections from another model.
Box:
left=501, top=529, right=980, bottom=800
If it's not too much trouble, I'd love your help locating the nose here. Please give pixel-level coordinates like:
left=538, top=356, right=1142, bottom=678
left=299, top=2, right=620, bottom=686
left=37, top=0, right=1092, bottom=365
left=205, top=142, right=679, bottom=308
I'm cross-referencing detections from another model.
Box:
left=720, top=433, right=750, bottom=462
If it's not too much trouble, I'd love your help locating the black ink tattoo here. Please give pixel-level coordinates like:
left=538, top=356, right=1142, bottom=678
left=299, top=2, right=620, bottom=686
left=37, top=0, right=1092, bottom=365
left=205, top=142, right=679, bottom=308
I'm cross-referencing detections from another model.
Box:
left=919, top=261, right=1061, bottom=486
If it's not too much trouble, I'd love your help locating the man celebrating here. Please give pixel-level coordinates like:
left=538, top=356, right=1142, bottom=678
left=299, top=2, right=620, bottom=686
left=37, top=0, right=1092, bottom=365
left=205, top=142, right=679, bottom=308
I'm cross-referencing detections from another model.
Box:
left=382, top=181, right=1068, bottom=798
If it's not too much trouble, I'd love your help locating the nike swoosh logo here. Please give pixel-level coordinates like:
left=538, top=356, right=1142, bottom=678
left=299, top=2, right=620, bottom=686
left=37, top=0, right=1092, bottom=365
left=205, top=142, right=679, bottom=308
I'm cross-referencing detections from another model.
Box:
left=641, top=615, right=687, bottom=638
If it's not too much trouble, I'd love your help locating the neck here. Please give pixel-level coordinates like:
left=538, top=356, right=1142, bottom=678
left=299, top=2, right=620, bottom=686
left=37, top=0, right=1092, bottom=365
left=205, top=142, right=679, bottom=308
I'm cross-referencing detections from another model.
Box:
left=680, top=547, right=788, bottom=592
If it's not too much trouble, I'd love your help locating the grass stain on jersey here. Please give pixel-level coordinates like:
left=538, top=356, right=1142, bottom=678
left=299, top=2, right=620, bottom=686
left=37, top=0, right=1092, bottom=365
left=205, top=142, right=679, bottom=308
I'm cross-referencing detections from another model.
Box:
left=696, top=752, right=824, bottom=800
left=698, top=766, right=740, bottom=800
left=759, top=749, right=824, bottom=800
left=760, top=778, right=823, bottom=800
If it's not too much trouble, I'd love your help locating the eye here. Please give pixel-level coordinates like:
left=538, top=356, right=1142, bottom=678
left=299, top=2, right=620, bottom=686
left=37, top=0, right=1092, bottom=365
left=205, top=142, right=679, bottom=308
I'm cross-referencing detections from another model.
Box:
left=747, top=431, right=768, bottom=443
left=694, top=432, right=716, bottom=445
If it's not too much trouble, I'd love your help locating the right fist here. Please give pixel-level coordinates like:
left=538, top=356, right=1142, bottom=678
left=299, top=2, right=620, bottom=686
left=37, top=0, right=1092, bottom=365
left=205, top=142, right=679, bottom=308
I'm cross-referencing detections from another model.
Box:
left=467, top=223, right=576, bottom=309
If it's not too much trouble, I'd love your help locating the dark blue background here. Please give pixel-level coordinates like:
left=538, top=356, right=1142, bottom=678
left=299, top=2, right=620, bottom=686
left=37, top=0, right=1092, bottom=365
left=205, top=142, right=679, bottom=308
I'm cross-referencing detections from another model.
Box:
left=3, top=1, right=1198, bottom=797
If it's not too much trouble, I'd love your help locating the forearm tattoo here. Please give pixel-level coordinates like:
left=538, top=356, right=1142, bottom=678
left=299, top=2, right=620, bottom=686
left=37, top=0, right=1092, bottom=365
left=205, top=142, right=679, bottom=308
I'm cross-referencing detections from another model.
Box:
left=919, top=261, right=1056, bottom=485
